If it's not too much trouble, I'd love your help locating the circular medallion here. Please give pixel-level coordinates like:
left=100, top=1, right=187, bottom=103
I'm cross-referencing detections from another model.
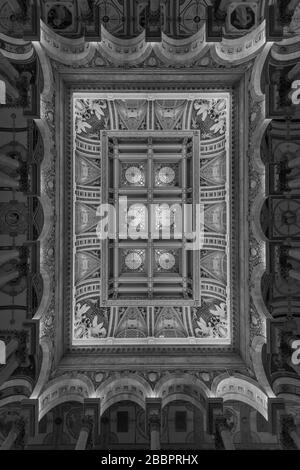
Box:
left=5, top=211, right=20, bottom=226
left=159, top=252, right=176, bottom=270
left=125, top=252, right=143, bottom=270
left=158, top=166, right=175, bottom=184
left=125, top=166, right=143, bottom=184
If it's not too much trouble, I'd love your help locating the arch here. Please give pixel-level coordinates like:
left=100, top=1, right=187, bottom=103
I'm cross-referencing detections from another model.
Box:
left=40, top=395, right=84, bottom=422
left=251, top=264, right=272, bottom=339
left=251, top=335, right=275, bottom=398
left=33, top=119, right=55, bottom=334
left=271, top=37, right=300, bottom=63
left=101, top=394, right=146, bottom=416
left=250, top=43, right=273, bottom=101
left=212, top=374, right=269, bottom=419
left=252, top=191, right=269, bottom=244
left=273, top=376, right=300, bottom=398
left=40, top=20, right=95, bottom=65
left=213, top=21, right=266, bottom=65
left=162, top=393, right=205, bottom=414
left=100, top=28, right=151, bottom=67
left=96, top=375, right=152, bottom=415
left=0, top=30, right=34, bottom=61
left=259, top=198, right=270, bottom=240
left=38, top=375, right=95, bottom=421
left=277, top=394, right=300, bottom=405
left=0, top=396, right=27, bottom=409
left=155, top=25, right=209, bottom=66
left=155, top=373, right=212, bottom=398
left=30, top=337, right=52, bottom=400
left=154, top=373, right=212, bottom=413
left=0, top=378, right=32, bottom=395
left=250, top=115, right=271, bottom=243
left=34, top=120, right=53, bottom=241
left=33, top=42, right=54, bottom=98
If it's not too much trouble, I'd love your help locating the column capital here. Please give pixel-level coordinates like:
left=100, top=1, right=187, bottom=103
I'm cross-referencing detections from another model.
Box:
left=145, top=397, right=162, bottom=408
left=206, top=397, right=224, bottom=434
left=214, top=413, right=235, bottom=450
left=81, top=415, right=94, bottom=433
left=83, top=397, right=101, bottom=437
left=215, top=415, right=230, bottom=433
left=146, top=398, right=162, bottom=430
left=148, top=410, right=161, bottom=430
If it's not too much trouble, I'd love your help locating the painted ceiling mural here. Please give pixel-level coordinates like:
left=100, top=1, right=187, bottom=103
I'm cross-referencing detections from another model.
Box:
left=73, top=94, right=231, bottom=344
left=1, top=0, right=300, bottom=451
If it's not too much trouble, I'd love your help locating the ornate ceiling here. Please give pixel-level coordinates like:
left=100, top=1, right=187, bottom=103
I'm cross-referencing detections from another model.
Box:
left=72, top=93, right=231, bottom=346
left=1, top=0, right=300, bottom=451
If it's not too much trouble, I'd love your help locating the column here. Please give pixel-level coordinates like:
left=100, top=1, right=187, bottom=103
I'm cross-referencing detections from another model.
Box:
left=100, top=416, right=109, bottom=449
left=6, top=338, right=19, bottom=357
left=288, top=178, right=300, bottom=190
left=0, top=153, right=20, bottom=170
left=0, top=354, right=20, bottom=387
left=0, top=172, right=20, bottom=189
left=0, top=55, right=19, bottom=83
left=0, top=75, right=19, bottom=100
left=288, top=248, right=300, bottom=262
left=20, top=399, right=40, bottom=448
left=75, top=416, right=93, bottom=450
left=0, top=417, right=24, bottom=450
left=281, top=415, right=300, bottom=449
left=288, top=155, right=300, bottom=169
left=149, top=413, right=161, bottom=450
left=0, top=338, right=18, bottom=367
left=0, top=270, right=19, bottom=288
left=215, top=416, right=235, bottom=450
left=289, top=269, right=300, bottom=282
left=146, top=398, right=162, bottom=451
left=0, top=249, right=20, bottom=265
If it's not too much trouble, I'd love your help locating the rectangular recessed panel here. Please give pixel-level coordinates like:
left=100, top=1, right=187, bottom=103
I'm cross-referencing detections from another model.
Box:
left=72, top=93, right=231, bottom=346
left=101, top=132, right=198, bottom=302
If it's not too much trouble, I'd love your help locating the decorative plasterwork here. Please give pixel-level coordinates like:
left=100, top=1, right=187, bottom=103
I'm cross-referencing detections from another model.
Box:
left=33, top=29, right=274, bottom=374
left=213, top=20, right=267, bottom=65
left=37, top=18, right=269, bottom=70
left=71, top=92, right=231, bottom=347
left=4, top=0, right=300, bottom=426
left=214, top=375, right=269, bottom=420
left=32, top=58, right=258, bottom=368
left=40, top=21, right=95, bottom=64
